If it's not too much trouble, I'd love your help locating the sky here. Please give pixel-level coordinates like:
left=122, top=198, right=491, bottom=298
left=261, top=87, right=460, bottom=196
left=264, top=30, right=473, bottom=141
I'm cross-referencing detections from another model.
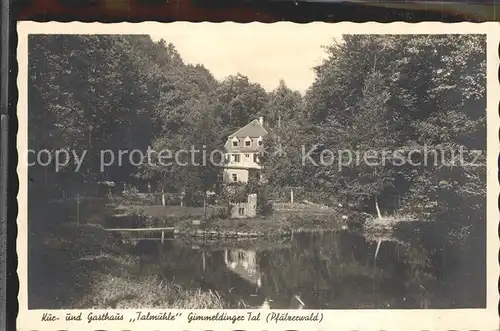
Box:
left=150, top=24, right=342, bottom=93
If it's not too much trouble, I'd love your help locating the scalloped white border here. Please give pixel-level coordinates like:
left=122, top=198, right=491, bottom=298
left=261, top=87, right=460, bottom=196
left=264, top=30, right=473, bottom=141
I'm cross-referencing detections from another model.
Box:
left=16, top=21, right=500, bottom=331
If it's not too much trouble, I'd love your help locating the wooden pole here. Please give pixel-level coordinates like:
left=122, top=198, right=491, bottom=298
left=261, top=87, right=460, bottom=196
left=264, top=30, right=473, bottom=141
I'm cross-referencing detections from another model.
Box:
left=76, top=194, right=80, bottom=226
left=375, top=195, right=382, bottom=219
left=203, top=193, right=207, bottom=221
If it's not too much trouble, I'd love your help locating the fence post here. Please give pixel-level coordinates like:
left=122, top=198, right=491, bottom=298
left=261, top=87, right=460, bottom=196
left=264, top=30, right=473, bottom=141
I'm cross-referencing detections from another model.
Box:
left=203, top=192, right=207, bottom=221
left=76, top=194, right=81, bottom=226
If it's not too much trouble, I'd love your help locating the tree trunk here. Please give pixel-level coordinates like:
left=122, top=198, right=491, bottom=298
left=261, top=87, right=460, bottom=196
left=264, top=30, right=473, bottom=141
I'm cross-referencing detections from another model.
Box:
left=375, top=195, right=382, bottom=219
left=374, top=239, right=382, bottom=264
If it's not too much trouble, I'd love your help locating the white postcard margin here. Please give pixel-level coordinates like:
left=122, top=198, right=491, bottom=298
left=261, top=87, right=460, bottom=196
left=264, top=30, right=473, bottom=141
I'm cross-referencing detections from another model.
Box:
left=16, top=21, right=500, bottom=331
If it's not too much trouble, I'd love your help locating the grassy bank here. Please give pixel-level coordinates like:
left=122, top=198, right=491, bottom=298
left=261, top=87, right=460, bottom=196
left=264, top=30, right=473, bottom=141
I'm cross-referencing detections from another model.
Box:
left=361, top=214, right=419, bottom=241
left=81, top=268, right=226, bottom=309
left=119, top=201, right=370, bottom=237
left=83, top=197, right=417, bottom=240
left=29, top=198, right=226, bottom=309
left=174, top=212, right=346, bottom=237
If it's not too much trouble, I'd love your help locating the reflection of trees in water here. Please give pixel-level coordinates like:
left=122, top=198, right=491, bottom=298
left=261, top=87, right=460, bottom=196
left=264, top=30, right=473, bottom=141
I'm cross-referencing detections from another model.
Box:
left=393, top=219, right=486, bottom=308
left=255, top=231, right=441, bottom=309
left=131, top=225, right=484, bottom=309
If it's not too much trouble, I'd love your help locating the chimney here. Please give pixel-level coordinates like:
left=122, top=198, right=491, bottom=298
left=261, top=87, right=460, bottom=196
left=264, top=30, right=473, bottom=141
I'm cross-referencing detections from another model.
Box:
left=259, top=116, right=264, bottom=126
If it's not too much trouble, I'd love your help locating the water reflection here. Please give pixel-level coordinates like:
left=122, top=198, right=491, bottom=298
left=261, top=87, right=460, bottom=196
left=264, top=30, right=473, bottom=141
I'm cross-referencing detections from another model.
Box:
left=131, top=228, right=484, bottom=309
left=224, top=249, right=262, bottom=288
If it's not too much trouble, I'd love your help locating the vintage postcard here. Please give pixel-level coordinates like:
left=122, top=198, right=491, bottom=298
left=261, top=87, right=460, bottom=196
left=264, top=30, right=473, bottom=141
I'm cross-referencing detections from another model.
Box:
left=17, top=22, right=499, bottom=331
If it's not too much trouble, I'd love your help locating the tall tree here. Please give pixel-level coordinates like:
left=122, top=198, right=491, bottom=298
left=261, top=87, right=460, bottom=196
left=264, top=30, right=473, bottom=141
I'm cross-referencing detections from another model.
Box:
left=262, top=80, right=303, bottom=128
left=214, top=74, right=269, bottom=132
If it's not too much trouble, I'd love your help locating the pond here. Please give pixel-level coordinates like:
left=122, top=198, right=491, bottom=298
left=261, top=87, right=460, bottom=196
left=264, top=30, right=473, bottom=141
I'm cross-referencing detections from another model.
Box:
left=127, top=227, right=486, bottom=309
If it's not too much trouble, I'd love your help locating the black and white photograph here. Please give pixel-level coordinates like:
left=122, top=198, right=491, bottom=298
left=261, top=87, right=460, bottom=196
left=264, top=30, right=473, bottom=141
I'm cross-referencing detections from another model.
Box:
left=16, top=22, right=499, bottom=331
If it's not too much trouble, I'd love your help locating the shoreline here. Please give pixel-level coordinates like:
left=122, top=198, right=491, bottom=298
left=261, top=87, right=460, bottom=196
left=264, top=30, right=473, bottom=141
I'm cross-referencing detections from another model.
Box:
left=128, top=202, right=372, bottom=238
left=29, top=199, right=228, bottom=309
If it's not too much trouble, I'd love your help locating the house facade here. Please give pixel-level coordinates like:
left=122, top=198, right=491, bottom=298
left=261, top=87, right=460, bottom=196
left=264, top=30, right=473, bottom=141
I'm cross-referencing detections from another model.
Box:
left=223, top=117, right=267, bottom=184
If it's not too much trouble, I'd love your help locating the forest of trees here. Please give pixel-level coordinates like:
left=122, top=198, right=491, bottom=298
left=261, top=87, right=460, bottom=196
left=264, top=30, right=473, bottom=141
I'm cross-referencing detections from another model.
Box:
left=29, top=35, right=276, bottom=202
left=261, top=34, right=485, bottom=226
left=28, top=34, right=486, bottom=226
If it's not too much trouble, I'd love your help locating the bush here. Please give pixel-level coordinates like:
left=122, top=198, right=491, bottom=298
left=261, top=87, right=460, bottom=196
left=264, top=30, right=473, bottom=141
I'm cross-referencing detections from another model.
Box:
left=255, top=185, right=273, bottom=216
left=129, top=208, right=151, bottom=227
left=213, top=207, right=230, bottom=219
left=122, top=187, right=157, bottom=206
left=122, top=186, right=140, bottom=199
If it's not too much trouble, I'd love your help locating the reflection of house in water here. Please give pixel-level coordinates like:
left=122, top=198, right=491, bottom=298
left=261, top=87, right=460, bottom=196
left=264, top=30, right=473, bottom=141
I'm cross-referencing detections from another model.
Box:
left=222, top=248, right=305, bottom=309
left=224, top=249, right=262, bottom=288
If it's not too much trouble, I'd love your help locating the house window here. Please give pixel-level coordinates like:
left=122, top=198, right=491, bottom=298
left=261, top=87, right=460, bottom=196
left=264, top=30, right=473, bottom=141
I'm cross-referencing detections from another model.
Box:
left=245, top=154, right=250, bottom=158
left=232, top=174, right=238, bottom=182
left=232, top=154, right=240, bottom=162
left=232, top=140, right=238, bottom=147
left=253, top=154, right=259, bottom=163
left=244, top=136, right=252, bottom=147
left=238, top=207, right=245, bottom=215
left=258, top=140, right=263, bottom=146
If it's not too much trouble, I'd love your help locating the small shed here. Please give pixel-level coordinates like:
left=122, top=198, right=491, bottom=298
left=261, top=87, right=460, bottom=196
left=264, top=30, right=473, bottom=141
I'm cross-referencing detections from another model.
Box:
left=231, top=193, right=257, bottom=218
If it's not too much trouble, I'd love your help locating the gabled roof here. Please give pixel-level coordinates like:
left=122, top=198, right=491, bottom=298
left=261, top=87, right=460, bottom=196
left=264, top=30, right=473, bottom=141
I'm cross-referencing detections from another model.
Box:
left=229, top=119, right=268, bottom=139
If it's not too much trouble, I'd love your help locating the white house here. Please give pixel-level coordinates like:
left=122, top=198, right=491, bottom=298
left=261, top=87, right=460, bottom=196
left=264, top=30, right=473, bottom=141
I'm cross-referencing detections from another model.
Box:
left=223, top=117, right=267, bottom=184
